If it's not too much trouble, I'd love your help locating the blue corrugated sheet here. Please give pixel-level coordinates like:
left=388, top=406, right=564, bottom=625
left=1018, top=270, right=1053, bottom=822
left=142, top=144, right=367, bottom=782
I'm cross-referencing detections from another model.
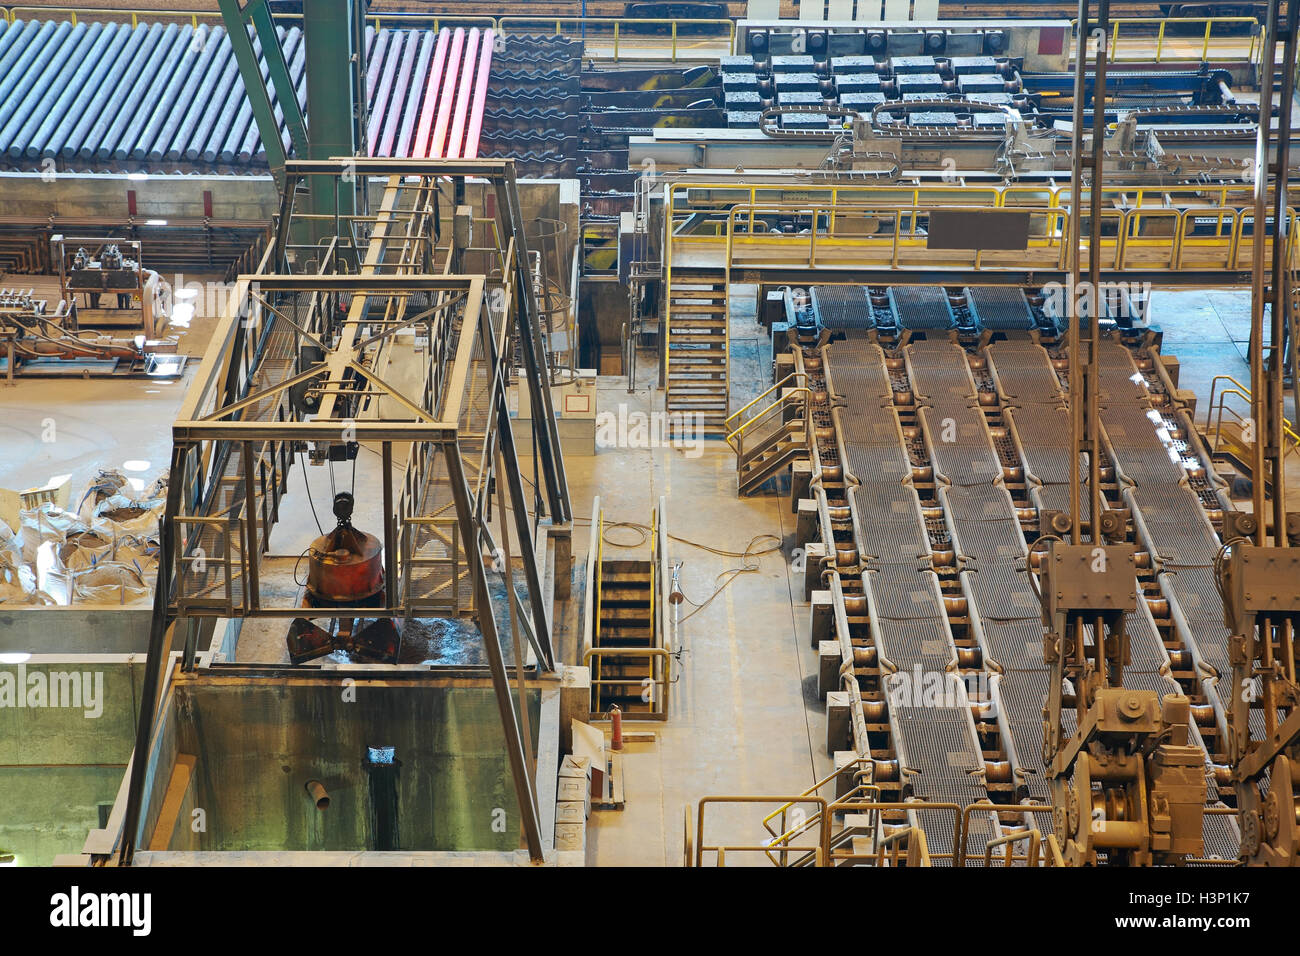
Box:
left=0, top=18, right=465, bottom=173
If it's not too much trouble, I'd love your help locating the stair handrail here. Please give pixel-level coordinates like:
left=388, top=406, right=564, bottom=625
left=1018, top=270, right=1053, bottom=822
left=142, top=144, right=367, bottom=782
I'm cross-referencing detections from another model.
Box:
left=956, top=801, right=1057, bottom=867
left=983, top=828, right=1048, bottom=868
left=725, top=376, right=811, bottom=454
left=724, top=371, right=809, bottom=432
left=582, top=496, right=603, bottom=697
left=656, top=495, right=672, bottom=658
left=582, top=647, right=671, bottom=719
left=692, top=795, right=831, bottom=867
left=760, top=756, right=873, bottom=840
left=1208, top=374, right=1300, bottom=456
left=768, top=780, right=881, bottom=867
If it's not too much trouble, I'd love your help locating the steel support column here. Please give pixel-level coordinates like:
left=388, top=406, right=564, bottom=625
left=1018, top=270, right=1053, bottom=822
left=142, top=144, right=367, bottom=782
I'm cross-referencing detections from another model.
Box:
left=445, top=447, right=547, bottom=862
left=303, top=0, right=359, bottom=241
left=494, top=170, right=572, bottom=524
left=217, top=0, right=296, bottom=186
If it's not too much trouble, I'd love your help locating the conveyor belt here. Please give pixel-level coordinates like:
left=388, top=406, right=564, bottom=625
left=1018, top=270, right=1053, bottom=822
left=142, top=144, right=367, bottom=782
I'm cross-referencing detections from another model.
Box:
left=817, top=325, right=1239, bottom=861
left=966, top=287, right=1036, bottom=332
left=824, top=333, right=998, bottom=862
left=921, top=338, right=1191, bottom=825
left=1089, top=338, right=1242, bottom=858
left=811, top=285, right=875, bottom=331
left=889, top=286, right=956, bottom=331
left=905, top=339, right=1056, bottom=806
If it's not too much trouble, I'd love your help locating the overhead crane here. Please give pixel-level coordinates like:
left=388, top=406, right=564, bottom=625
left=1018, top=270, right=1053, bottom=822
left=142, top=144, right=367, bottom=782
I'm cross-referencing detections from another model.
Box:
left=114, top=157, right=571, bottom=866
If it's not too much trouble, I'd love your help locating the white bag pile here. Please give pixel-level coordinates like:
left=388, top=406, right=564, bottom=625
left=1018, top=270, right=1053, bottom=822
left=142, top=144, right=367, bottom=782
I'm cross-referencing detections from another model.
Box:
left=0, top=468, right=167, bottom=606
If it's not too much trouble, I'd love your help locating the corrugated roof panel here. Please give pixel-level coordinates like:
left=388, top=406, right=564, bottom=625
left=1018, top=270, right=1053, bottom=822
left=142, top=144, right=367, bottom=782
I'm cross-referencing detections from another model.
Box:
left=0, top=17, right=510, bottom=173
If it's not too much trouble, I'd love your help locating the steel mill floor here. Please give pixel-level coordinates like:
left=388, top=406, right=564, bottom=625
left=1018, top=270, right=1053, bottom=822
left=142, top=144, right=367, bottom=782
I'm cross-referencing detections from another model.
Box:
left=0, top=279, right=1293, bottom=867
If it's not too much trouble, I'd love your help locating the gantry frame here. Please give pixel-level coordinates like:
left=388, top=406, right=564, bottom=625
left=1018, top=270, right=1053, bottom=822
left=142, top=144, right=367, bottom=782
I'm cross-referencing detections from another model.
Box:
left=117, top=159, right=569, bottom=865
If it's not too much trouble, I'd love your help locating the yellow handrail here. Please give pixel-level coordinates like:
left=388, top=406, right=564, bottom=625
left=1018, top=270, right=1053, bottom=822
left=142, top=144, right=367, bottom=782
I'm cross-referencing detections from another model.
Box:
left=583, top=647, right=671, bottom=719
left=763, top=780, right=881, bottom=866
left=957, top=801, right=1057, bottom=867
left=694, top=795, right=830, bottom=867
left=823, top=799, right=963, bottom=865
left=759, top=756, right=874, bottom=834
left=724, top=371, right=809, bottom=431
left=3, top=5, right=493, bottom=30
left=984, top=828, right=1042, bottom=868
left=726, top=387, right=810, bottom=452
left=1208, top=374, right=1300, bottom=452
left=1071, top=16, right=1260, bottom=64
left=498, top=16, right=733, bottom=62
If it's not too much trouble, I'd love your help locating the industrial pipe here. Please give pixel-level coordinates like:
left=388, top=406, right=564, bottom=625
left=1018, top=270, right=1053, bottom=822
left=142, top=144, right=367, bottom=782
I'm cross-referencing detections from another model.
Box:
left=305, top=779, right=330, bottom=810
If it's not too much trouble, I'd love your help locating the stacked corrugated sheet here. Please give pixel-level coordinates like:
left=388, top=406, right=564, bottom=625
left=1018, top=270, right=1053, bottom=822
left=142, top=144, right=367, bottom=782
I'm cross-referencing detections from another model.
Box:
left=0, top=18, right=303, bottom=171
left=478, top=35, right=581, bottom=180
left=0, top=17, right=511, bottom=173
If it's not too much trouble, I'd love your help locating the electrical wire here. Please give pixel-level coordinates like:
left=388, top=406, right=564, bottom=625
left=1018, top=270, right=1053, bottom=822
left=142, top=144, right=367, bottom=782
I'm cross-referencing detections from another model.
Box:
left=297, top=448, right=325, bottom=536
left=591, top=517, right=782, bottom=623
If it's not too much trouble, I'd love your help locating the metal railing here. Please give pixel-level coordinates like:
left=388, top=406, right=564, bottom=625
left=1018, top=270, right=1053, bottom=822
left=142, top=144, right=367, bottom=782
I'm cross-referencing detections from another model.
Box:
left=499, top=15, right=733, bottom=62
left=1, top=7, right=732, bottom=61
left=679, top=201, right=1300, bottom=276
left=1207, top=373, right=1300, bottom=457
left=1072, top=16, right=1261, bottom=64
left=583, top=647, right=671, bottom=718
left=693, top=795, right=831, bottom=867
left=666, top=182, right=1262, bottom=233
left=581, top=494, right=604, bottom=663
left=690, top=783, right=1084, bottom=867
left=724, top=371, right=809, bottom=450
left=580, top=496, right=671, bottom=719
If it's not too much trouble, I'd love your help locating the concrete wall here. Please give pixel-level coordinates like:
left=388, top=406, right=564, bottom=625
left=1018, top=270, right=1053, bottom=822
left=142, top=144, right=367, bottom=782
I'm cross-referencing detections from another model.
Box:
left=149, top=678, right=542, bottom=854
left=0, top=655, right=145, bottom=866
left=0, top=171, right=279, bottom=224
left=0, top=608, right=156, bottom=655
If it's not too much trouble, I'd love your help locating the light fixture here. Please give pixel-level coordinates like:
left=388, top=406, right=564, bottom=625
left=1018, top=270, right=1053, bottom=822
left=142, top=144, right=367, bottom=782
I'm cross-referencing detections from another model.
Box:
left=0, top=652, right=31, bottom=664
left=145, top=218, right=167, bottom=226
left=127, top=172, right=148, bottom=181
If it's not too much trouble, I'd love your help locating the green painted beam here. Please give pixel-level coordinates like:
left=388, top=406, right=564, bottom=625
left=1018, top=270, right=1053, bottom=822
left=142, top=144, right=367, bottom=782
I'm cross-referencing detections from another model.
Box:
left=248, top=0, right=308, bottom=159
left=303, top=0, right=359, bottom=237
left=216, top=0, right=289, bottom=186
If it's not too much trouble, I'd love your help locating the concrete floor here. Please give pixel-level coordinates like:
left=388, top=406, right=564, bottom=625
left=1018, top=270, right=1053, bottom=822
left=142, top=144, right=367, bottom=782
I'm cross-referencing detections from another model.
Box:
left=0, top=271, right=226, bottom=498
left=567, top=297, right=831, bottom=866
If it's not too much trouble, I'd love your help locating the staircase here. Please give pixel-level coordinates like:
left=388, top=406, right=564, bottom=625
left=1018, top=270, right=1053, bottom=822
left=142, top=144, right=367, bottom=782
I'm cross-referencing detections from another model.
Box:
left=725, top=373, right=810, bottom=496
left=737, top=415, right=807, bottom=496
left=665, top=276, right=729, bottom=433
left=592, top=558, right=657, bottom=714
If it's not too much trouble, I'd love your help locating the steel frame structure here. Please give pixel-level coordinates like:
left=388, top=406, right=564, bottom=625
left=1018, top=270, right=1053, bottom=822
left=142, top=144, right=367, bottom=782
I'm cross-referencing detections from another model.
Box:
left=116, top=158, right=569, bottom=865
left=1223, top=0, right=1300, bottom=866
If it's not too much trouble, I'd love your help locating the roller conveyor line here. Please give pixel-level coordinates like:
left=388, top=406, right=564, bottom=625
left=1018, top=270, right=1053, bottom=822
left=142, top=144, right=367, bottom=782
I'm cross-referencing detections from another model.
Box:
left=965, top=287, right=1037, bottom=333
left=1091, top=343, right=1262, bottom=798
left=1088, top=340, right=1244, bottom=859
left=810, top=285, right=875, bottom=332
left=785, top=285, right=1250, bottom=862
left=907, top=338, right=1066, bottom=806
left=824, top=332, right=1000, bottom=863
left=902, top=331, right=1217, bottom=854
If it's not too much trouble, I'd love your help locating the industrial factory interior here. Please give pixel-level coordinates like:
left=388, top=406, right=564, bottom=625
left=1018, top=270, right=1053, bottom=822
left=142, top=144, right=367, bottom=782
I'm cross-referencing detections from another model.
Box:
left=1, top=0, right=1300, bottom=912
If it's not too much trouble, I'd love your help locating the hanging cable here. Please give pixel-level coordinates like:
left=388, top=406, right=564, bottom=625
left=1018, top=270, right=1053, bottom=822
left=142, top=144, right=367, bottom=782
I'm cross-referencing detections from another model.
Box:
left=298, top=448, right=325, bottom=536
